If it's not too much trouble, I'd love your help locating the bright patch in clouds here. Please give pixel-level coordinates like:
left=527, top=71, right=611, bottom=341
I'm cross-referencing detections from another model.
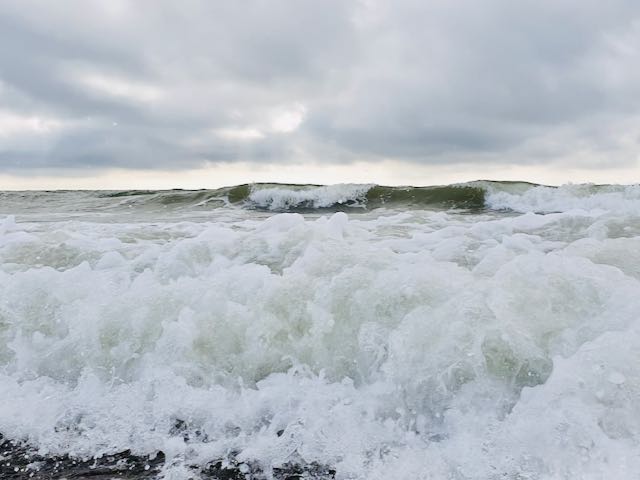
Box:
left=0, top=110, right=63, bottom=136
left=215, top=127, right=266, bottom=141
left=214, top=104, right=307, bottom=141
left=270, top=103, right=306, bottom=133
left=75, top=70, right=163, bottom=103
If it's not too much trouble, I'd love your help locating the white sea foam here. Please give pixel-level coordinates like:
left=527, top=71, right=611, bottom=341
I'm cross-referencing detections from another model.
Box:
left=485, top=182, right=640, bottom=214
left=1, top=188, right=640, bottom=479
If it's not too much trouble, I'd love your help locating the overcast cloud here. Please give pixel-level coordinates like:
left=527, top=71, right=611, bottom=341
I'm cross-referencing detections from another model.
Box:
left=1, top=0, right=639, bottom=176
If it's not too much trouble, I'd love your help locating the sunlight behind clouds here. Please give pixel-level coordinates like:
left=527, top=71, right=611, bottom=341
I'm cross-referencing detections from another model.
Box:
left=270, top=103, right=307, bottom=133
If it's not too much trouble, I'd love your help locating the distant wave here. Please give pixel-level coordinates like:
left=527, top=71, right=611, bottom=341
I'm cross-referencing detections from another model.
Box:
left=3, top=181, right=640, bottom=214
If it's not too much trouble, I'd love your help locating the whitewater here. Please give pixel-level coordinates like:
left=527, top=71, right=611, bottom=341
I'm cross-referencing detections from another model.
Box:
left=1, top=181, right=639, bottom=479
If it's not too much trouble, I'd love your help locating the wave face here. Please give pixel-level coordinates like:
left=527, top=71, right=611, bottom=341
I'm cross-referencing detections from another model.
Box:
left=1, top=181, right=640, bottom=478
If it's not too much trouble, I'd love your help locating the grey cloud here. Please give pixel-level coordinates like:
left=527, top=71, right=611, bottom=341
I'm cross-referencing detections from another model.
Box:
left=0, top=15, right=146, bottom=119
left=303, top=0, right=640, bottom=163
left=1, top=0, right=639, bottom=174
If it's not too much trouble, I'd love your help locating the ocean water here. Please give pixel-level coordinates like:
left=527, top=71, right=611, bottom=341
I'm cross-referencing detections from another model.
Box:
left=1, top=181, right=639, bottom=479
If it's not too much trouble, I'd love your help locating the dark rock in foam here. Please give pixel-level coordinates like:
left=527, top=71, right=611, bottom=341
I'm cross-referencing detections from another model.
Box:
left=0, top=433, right=335, bottom=479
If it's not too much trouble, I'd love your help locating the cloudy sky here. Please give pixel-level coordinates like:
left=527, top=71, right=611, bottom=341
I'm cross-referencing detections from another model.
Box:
left=1, top=0, right=639, bottom=188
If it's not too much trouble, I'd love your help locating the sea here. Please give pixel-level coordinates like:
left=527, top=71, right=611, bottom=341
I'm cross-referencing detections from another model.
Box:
left=1, top=181, right=639, bottom=479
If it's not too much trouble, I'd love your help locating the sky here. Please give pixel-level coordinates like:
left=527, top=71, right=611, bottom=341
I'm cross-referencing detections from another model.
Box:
left=1, top=0, right=640, bottom=189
